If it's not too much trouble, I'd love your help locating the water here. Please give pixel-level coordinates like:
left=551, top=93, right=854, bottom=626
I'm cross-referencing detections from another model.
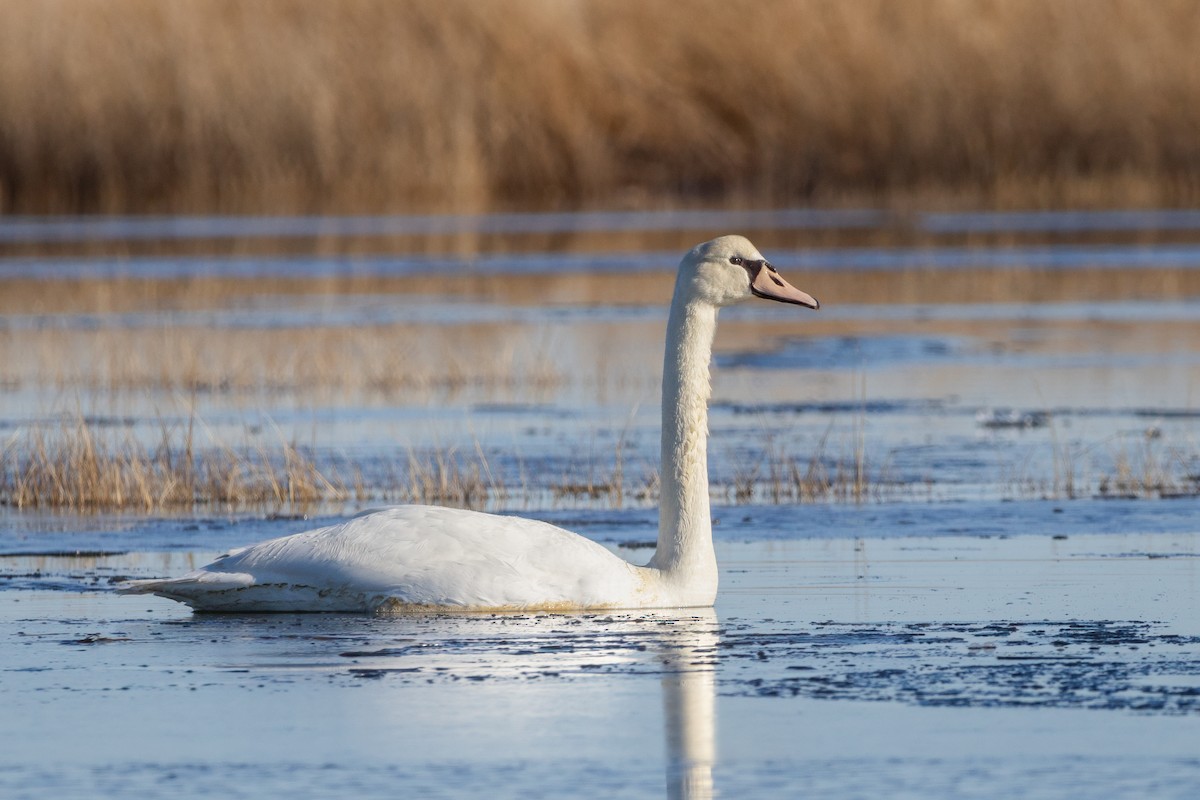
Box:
left=2, top=209, right=1199, bottom=798
left=4, top=206, right=1200, bottom=244
left=0, top=208, right=890, bottom=243
left=2, top=533, right=1198, bottom=799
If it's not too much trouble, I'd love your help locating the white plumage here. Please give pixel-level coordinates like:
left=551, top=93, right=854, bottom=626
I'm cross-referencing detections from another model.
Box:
left=135, top=507, right=645, bottom=612
left=120, top=236, right=818, bottom=612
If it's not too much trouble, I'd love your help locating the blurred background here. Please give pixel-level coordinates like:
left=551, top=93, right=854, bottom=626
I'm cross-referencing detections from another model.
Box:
left=2, top=0, right=1198, bottom=217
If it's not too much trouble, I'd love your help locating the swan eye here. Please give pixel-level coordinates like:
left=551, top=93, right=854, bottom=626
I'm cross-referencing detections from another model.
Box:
left=729, top=256, right=744, bottom=266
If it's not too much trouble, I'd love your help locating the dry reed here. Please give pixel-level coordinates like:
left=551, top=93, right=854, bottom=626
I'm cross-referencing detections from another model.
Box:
left=0, top=414, right=514, bottom=512
left=401, top=447, right=492, bottom=508
left=1096, top=433, right=1200, bottom=499
left=1003, top=426, right=1200, bottom=501
left=2, top=0, right=1200, bottom=215
left=0, top=414, right=349, bottom=511
left=5, top=411, right=1196, bottom=512
left=0, top=410, right=901, bottom=512
left=727, top=427, right=902, bottom=505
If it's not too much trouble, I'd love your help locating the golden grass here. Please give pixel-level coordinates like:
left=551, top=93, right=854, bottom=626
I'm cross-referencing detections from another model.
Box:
left=0, top=411, right=900, bottom=512
left=0, top=414, right=350, bottom=511
left=2, top=0, right=1200, bottom=215
left=1098, top=436, right=1200, bottom=499
left=726, top=419, right=901, bottom=505
left=402, top=446, right=494, bottom=509
left=0, top=414, right=504, bottom=512
left=5, top=408, right=1196, bottom=512
left=1006, top=429, right=1200, bottom=501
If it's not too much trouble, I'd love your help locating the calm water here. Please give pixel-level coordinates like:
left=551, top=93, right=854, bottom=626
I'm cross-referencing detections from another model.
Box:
left=2, top=209, right=1199, bottom=798
left=2, top=532, right=1198, bottom=799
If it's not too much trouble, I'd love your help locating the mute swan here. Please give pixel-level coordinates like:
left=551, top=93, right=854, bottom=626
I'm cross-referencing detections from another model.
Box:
left=120, top=235, right=818, bottom=612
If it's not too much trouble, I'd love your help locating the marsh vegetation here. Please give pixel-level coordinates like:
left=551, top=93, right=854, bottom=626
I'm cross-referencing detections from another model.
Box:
left=4, top=209, right=1200, bottom=514
left=4, top=405, right=1198, bottom=512
left=3, top=0, right=1200, bottom=215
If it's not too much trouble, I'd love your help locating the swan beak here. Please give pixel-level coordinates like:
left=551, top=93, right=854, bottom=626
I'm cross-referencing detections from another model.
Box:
left=750, top=262, right=820, bottom=309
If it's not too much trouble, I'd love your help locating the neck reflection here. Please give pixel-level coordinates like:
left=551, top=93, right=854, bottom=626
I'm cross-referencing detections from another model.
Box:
left=659, top=610, right=718, bottom=800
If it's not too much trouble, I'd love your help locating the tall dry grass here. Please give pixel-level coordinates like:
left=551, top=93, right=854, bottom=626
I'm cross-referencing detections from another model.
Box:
left=0, top=414, right=350, bottom=511
left=2, top=0, right=1199, bottom=215
left=1003, top=427, right=1200, bottom=501
left=0, top=413, right=508, bottom=512
left=5, top=408, right=1196, bottom=512
left=0, top=411, right=902, bottom=512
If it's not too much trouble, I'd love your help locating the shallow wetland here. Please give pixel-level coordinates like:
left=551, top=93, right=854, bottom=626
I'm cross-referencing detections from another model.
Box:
left=2, top=208, right=1199, bottom=798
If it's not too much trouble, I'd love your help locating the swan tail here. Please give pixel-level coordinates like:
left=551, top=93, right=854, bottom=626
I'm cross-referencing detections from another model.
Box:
left=116, top=572, right=371, bottom=612
left=117, top=571, right=254, bottom=599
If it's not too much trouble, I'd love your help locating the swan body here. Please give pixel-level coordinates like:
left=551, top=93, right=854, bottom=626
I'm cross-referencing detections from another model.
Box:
left=120, top=236, right=818, bottom=612
left=133, top=507, right=653, bottom=612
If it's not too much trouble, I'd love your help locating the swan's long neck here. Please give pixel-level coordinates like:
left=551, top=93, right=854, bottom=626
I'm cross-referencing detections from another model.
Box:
left=649, top=289, right=718, bottom=596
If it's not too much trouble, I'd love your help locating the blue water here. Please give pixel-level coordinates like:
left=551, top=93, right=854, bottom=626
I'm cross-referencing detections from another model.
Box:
left=3, top=208, right=1200, bottom=798
left=2, top=531, right=1198, bottom=800
left=5, top=206, right=1200, bottom=244
left=0, top=207, right=889, bottom=242
left=9, top=241, right=1200, bottom=282
left=4, top=496, right=1200, bottom=562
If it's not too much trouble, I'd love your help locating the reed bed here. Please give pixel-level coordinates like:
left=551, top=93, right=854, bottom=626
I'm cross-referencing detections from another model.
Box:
left=1001, top=425, right=1200, bottom=501
left=0, top=411, right=905, bottom=512
left=0, top=415, right=505, bottom=512
left=0, top=415, right=350, bottom=511
left=1097, top=441, right=1200, bottom=500
left=402, top=445, right=495, bottom=509
left=2, top=0, right=1199, bottom=215
left=4, top=411, right=1197, bottom=512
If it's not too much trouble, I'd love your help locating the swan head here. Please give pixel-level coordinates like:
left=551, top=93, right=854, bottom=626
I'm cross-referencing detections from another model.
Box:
left=679, top=235, right=819, bottom=310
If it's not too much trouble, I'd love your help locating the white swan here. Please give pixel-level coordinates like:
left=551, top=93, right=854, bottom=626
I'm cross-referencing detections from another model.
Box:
left=120, top=235, right=818, bottom=612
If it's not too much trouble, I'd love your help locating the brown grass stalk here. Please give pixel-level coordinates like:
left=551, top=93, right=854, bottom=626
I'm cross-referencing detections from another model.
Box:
left=723, top=425, right=901, bottom=506
left=1096, top=433, right=1200, bottom=499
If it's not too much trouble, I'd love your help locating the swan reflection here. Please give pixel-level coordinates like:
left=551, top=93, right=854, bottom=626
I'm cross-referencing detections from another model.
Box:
left=659, top=610, right=718, bottom=800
